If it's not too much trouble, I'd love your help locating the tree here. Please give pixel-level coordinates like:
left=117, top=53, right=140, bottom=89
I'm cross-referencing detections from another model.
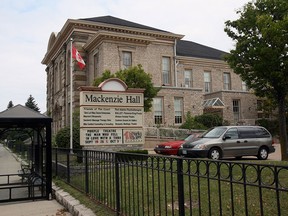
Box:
left=7, top=101, right=14, bottom=109
left=94, top=65, right=160, bottom=112
left=25, top=95, right=40, bottom=112
left=224, top=0, right=288, bottom=160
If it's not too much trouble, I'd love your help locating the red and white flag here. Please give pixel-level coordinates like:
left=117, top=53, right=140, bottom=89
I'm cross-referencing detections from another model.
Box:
left=72, top=45, right=85, bottom=69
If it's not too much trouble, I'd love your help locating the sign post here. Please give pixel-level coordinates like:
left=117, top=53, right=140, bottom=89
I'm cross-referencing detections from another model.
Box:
left=79, top=78, right=144, bottom=150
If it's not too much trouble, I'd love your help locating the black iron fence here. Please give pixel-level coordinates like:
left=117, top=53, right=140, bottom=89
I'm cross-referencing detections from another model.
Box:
left=52, top=148, right=288, bottom=216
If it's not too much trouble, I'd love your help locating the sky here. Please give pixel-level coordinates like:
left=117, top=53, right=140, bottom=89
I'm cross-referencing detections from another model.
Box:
left=0, top=0, right=249, bottom=113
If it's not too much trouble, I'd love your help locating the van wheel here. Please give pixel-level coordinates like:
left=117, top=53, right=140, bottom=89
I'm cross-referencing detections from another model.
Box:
left=257, top=147, right=268, bottom=160
left=208, top=148, right=221, bottom=160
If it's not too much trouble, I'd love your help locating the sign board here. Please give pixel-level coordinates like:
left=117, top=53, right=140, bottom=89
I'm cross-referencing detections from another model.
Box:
left=81, top=128, right=144, bottom=145
left=79, top=79, right=144, bottom=146
left=80, top=107, right=143, bottom=127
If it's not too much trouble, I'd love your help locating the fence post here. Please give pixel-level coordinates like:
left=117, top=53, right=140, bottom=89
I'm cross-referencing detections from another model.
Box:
left=85, top=150, right=89, bottom=194
left=55, top=148, right=58, bottom=176
left=177, top=158, right=185, bottom=216
left=67, top=153, right=70, bottom=183
left=115, top=153, right=121, bottom=216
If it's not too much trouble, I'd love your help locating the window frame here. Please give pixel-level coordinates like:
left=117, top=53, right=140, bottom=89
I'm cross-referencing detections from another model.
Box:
left=184, top=70, right=192, bottom=88
left=223, top=72, right=231, bottom=90
left=122, top=51, right=132, bottom=69
left=174, top=97, right=183, bottom=124
left=162, top=57, right=171, bottom=85
left=153, top=97, right=164, bottom=124
left=204, top=71, right=211, bottom=93
left=232, top=99, right=240, bottom=123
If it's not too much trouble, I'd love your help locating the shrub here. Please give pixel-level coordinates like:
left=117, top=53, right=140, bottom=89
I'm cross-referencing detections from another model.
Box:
left=194, top=113, right=223, bottom=128
left=55, top=126, right=81, bottom=149
left=180, top=112, right=222, bottom=129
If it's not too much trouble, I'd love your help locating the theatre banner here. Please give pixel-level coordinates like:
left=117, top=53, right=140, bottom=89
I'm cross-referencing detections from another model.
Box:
left=79, top=78, right=144, bottom=146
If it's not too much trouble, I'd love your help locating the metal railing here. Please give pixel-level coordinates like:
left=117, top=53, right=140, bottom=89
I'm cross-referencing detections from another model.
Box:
left=52, top=148, right=288, bottom=216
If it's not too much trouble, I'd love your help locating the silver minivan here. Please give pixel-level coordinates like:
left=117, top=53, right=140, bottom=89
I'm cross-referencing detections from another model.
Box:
left=178, top=126, right=275, bottom=160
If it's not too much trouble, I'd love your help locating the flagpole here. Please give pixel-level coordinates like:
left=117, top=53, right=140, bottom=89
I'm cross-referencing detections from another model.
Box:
left=70, top=38, right=73, bottom=154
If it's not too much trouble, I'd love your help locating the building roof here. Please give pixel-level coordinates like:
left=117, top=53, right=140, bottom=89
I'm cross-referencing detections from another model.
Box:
left=176, top=40, right=227, bottom=60
left=80, top=16, right=227, bottom=61
left=0, top=104, right=51, bottom=128
left=80, top=15, right=169, bottom=33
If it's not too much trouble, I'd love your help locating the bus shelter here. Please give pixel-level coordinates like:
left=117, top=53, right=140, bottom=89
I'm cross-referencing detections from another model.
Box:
left=0, top=105, right=52, bottom=202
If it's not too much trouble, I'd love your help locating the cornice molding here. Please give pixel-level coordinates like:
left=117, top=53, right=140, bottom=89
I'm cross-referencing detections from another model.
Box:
left=42, top=18, right=184, bottom=65
left=84, top=30, right=155, bottom=51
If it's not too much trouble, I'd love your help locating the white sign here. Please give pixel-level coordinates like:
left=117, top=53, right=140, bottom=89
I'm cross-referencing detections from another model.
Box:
left=80, top=92, right=143, bottom=106
left=80, top=107, right=143, bottom=127
left=81, top=128, right=144, bottom=145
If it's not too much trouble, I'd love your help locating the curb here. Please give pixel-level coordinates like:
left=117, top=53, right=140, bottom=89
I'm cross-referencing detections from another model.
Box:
left=52, top=184, right=96, bottom=216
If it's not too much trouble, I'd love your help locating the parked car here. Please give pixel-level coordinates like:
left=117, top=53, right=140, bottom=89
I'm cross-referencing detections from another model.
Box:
left=154, top=133, right=202, bottom=155
left=178, top=126, right=275, bottom=160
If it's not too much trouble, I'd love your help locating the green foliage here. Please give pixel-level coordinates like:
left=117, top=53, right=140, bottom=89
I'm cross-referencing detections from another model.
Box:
left=180, top=112, right=223, bottom=129
left=224, top=0, right=288, bottom=159
left=180, top=112, right=208, bottom=130
left=55, top=110, right=81, bottom=149
left=55, top=126, right=80, bottom=149
left=25, top=94, right=40, bottom=112
left=194, top=113, right=223, bottom=128
left=224, top=0, right=288, bottom=100
left=93, top=65, right=160, bottom=112
left=7, top=101, right=14, bottom=109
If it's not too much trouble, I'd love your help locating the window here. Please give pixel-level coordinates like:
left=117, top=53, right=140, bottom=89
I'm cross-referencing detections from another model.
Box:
left=233, top=100, right=240, bottom=123
left=223, top=73, right=231, bottom=90
left=174, top=97, right=183, bottom=124
left=153, top=98, right=163, bottom=124
left=162, top=57, right=170, bottom=85
left=242, top=81, right=248, bottom=91
left=257, top=100, right=270, bottom=119
left=204, top=71, right=211, bottom=93
left=59, top=61, right=62, bottom=90
left=94, top=53, right=99, bottom=77
left=224, top=128, right=239, bottom=139
left=54, top=63, right=59, bottom=93
left=123, top=51, right=132, bottom=69
left=184, top=70, right=192, bottom=87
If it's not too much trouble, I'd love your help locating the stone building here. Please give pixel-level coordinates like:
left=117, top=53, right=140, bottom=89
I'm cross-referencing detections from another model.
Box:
left=42, top=16, right=264, bottom=135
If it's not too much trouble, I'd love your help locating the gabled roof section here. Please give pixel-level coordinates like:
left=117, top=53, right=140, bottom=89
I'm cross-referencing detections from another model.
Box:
left=0, top=104, right=49, bottom=119
left=203, top=98, right=225, bottom=109
left=80, top=16, right=169, bottom=33
left=0, top=105, right=52, bottom=128
left=177, top=40, right=228, bottom=60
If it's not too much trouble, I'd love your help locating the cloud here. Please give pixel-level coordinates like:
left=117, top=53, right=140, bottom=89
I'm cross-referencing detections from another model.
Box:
left=0, top=0, right=248, bottom=112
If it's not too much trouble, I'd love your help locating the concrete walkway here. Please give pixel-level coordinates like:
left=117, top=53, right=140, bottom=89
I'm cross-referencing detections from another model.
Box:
left=0, top=144, right=72, bottom=216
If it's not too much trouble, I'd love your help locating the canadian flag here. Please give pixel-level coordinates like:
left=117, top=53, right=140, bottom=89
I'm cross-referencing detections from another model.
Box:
left=72, top=45, right=85, bottom=69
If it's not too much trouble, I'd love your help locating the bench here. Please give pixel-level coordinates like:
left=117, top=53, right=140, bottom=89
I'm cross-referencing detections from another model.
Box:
left=17, top=163, right=32, bottom=181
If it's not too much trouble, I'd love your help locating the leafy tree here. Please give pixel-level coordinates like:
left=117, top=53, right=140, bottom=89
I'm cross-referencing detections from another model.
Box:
left=7, top=101, right=14, bottom=109
left=55, top=110, right=80, bottom=149
left=179, top=112, right=205, bottom=130
left=224, top=0, right=288, bottom=160
left=93, top=65, right=160, bottom=112
left=25, top=95, right=40, bottom=112
left=194, top=113, right=223, bottom=128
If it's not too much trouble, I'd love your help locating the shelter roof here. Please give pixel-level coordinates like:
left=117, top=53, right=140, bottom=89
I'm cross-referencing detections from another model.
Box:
left=0, top=104, right=52, bottom=128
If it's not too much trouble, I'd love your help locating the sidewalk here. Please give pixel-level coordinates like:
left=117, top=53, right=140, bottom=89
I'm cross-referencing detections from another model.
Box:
left=0, top=144, right=72, bottom=216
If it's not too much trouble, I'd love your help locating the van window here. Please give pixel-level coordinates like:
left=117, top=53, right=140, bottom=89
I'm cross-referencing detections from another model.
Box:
left=224, top=128, right=239, bottom=139
left=203, top=127, right=227, bottom=138
left=238, top=127, right=270, bottom=139
left=255, top=128, right=270, bottom=138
